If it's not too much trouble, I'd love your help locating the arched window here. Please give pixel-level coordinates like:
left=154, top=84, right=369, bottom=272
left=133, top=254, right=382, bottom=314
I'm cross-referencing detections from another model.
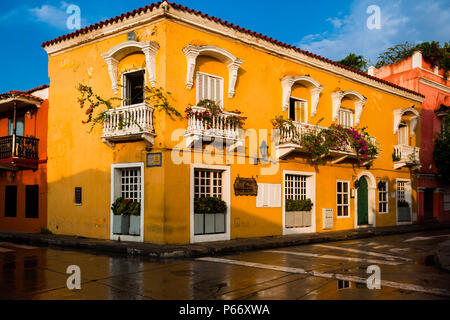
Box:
left=281, top=76, right=324, bottom=119
left=331, top=90, right=367, bottom=126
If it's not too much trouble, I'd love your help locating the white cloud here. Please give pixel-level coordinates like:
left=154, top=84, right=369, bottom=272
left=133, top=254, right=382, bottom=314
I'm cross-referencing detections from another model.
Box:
left=29, top=3, right=70, bottom=30
left=298, top=0, right=450, bottom=63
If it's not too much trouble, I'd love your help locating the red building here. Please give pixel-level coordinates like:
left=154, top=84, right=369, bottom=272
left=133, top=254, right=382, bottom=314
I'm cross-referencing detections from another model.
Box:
left=370, top=51, right=450, bottom=223
left=0, top=85, right=48, bottom=232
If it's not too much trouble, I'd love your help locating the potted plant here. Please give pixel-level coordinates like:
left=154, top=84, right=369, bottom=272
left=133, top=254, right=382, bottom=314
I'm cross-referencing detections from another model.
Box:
left=194, top=196, right=227, bottom=235
left=285, top=199, right=313, bottom=228
left=111, top=197, right=131, bottom=235
left=397, top=200, right=411, bottom=222
left=128, top=201, right=141, bottom=236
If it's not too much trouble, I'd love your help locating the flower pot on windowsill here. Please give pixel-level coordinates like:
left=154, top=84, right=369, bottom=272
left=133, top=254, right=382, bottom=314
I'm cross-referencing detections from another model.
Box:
left=113, top=214, right=130, bottom=235
left=129, top=215, right=141, bottom=236
left=286, top=211, right=312, bottom=228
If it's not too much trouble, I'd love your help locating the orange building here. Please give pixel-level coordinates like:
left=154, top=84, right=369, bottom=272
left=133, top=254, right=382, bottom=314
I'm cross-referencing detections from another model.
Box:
left=0, top=85, right=48, bottom=233
left=370, top=51, right=450, bottom=223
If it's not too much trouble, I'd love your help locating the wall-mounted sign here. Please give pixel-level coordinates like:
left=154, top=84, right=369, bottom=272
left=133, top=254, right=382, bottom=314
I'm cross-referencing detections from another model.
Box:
left=146, top=153, right=162, bottom=167
left=234, top=176, right=258, bottom=196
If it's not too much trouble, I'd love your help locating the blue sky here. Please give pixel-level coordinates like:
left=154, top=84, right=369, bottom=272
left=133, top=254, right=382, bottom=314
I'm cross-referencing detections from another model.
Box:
left=0, top=0, right=448, bottom=93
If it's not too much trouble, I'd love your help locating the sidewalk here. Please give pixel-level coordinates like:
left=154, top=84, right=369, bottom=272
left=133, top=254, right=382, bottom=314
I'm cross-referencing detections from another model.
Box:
left=436, top=239, right=450, bottom=273
left=1, top=223, right=450, bottom=259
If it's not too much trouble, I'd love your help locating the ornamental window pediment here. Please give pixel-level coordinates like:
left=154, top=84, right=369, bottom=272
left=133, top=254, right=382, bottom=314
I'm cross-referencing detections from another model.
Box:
left=102, top=40, right=160, bottom=94
left=393, top=107, right=419, bottom=137
left=331, top=90, right=367, bottom=126
left=183, top=45, right=243, bottom=99
left=281, top=76, right=323, bottom=118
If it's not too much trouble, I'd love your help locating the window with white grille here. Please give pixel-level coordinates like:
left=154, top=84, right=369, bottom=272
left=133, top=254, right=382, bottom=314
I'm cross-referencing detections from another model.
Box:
left=120, top=168, right=142, bottom=202
left=285, top=175, right=307, bottom=200
left=397, top=181, right=405, bottom=201
left=289, top=98, right=307, bottom=123
left=338, top=109, right=353, bottom=128
left=194, top=169, right=223, bottom=199
left=378, top=181, right=388, bottom=214
left=197, top=72, right=224, bottom=107
left=337, top=181, right=350, bottom=217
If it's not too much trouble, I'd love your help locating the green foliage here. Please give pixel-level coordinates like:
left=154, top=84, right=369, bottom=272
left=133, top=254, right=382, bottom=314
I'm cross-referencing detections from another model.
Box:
left=397, top=200, right=410, bottom=208
left=286, top=199, right=313, bottom=212
left=375, top=42, right=416, bottom=68
left=375, top=41, right=450, bottom=79
left=434, top=113, right=450, bottom=182
left=40, top=228, right=53, bottom=235
left=337, top=53, right=370, bottom=72
left=185, top=99, right=247, bottom=129
left=271, top=115, right=301, bottom=142
left=77, top=83, right=182, bottom=132
left=111, top=197, right=141, bottom=216
left=194, top=196, right=227, bottom=214
left=392, top=151, right=401, bottom=162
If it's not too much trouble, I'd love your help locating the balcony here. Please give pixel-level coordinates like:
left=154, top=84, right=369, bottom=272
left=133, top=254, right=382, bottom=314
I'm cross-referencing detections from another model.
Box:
left=393, top=145, right=421, bottom=170
left=101, top=103, right=156, bottom=147
left=0, top=135, right=39, bottom=170
left=276, top=121, right=376, bottom=164
left=184, top=106, right=244, bottom=150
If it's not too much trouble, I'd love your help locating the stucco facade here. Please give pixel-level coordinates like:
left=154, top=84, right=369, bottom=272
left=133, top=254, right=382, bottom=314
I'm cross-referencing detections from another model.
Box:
left=43, top=2, right=424, bottom=245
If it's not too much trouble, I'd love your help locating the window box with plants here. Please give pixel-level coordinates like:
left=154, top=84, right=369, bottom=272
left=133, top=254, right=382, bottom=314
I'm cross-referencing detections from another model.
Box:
left=111, top=197, right=141, bottom=235
left=194, top=196, right=227, bottom=235
left=397, top=200, right=411, bottom=222
left=285, top=199, right=313, bottom=228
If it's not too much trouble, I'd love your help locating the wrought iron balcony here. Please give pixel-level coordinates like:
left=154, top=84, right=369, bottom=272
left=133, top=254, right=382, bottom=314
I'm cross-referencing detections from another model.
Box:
left=184, top=106, right=244, bottom=150
left=393, top=145, right=421, bottom=170
left=275, top=121, right=376, bottom=164
left=101, top=103, right=156, bottom=147
left=0, top=135, right=39, bottom=170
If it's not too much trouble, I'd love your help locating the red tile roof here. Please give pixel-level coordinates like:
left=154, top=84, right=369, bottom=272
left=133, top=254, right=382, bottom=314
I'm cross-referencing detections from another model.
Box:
left=41, top=1, right=425, bottom=99
left=0, top=90, right=44, bottom=103
left=26, top=84, right=49, bottom=94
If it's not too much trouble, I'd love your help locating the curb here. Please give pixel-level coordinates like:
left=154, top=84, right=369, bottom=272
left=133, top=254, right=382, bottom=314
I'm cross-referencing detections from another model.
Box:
left=1, top=223, right=450, bottom=259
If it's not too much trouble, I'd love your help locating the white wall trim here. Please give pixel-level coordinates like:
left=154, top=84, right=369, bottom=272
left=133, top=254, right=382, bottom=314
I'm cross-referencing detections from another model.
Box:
left=393, top=107, right=420, bottom=136
left=110, top=162, right=145, bottom=243
left=102, top=40, right=160, bottom=93
left=419, top=77, right=450, bottom=94
left=190, top=164, right=231, bottom=244
left=282, top=170, right=316, bottom=235
left=354, top=171, right=377, bottom=228
left=183, top=44, right=243, bottom=98
left=281, top=76, right=323, bottom=117
left=331, top=90, right=367, bottom=126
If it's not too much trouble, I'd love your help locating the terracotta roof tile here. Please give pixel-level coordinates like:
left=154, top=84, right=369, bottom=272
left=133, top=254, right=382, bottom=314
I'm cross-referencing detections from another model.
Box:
left=41, top=1, right=424, bottom=99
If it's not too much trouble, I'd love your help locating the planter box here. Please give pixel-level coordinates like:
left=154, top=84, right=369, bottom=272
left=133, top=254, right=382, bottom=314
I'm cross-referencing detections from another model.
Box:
left=129, top=215, right=141, bottom=236
left=194, top=213, right=226, bottom=235
left=398, top=206, right=411, bottom=222
left=286, top=211, right=312, bottom=228
left=113, top=215, right=130, bottom=235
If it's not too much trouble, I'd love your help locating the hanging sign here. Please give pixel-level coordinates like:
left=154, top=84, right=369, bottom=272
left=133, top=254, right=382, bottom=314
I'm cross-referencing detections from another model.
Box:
left=234, top=176, right=258, bottom=196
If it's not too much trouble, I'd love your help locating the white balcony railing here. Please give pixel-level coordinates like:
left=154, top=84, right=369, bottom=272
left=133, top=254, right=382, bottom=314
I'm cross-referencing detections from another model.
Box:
left=394, top=145, right=420, bottom=163
left=102, top=103, right=155, bottom=146
left=185, top=106, right=243, bottom=148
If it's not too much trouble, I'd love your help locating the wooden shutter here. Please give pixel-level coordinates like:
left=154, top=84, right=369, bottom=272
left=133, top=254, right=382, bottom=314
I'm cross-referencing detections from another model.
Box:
left=256, top=184, right=281, bottom=208
left=5, top=186, right=17, bottom=217
left=25, top=185, right=39, bottom=218
left=197, top=72, right=223, bottom=107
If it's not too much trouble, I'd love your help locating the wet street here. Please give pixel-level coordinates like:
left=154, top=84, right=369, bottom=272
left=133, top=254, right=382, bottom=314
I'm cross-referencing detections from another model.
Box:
left=1, top=229, right=450, bottom=300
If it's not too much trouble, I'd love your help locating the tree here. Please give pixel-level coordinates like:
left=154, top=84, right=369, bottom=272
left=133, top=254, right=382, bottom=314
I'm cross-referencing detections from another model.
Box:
left=434, top=113, right=450, bottom=182
left=375, top=41, right=416, bottom=68
left=337, top=53, right=370, bottom=72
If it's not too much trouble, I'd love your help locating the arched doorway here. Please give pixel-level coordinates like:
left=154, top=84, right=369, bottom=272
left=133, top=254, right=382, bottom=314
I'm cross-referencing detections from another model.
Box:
left=357, top=176, right=369, bottom=225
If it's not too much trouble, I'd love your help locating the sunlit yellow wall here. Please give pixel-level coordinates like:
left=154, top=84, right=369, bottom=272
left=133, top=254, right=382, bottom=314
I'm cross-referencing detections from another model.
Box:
left=46, top=18, right=421, bottom=244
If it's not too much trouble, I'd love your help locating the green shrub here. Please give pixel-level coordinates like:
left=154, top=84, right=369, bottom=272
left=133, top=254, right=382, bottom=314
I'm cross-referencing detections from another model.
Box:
left=194, top=197, right=227, bottom=214
left=286, top=199, right=313, bottom=212
left=397, top=200, right=410, bottom=208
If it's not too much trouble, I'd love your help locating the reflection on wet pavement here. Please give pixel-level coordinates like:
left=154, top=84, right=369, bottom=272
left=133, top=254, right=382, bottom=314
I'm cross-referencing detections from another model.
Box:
left=0, top=229, right=449, bottom=300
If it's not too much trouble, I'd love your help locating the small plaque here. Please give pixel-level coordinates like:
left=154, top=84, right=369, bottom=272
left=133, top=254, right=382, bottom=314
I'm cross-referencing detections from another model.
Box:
left=234, top=177, right=258, bottom=196
left=147, top=153, right=162, bottom=167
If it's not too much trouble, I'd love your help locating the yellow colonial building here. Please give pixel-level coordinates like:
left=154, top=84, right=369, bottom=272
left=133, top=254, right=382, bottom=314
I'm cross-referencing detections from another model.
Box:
left=43, top=1, right=424, bottom=245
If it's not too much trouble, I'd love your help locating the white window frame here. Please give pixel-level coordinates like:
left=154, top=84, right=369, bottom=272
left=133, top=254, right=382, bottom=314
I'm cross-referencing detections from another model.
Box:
left=337, top=180, right=351, bottom=218
left=398, top=123, right=409, bottom=146
left=289, top=97, right=308, bottom=124
left=121, top=68, right=146, bottom=107
left=282, top=170, right=316, bottom=235
left=378, top=180, right=389, bottom=214
left=396, top=178, right=412, bottom=225
left=190, top=164, right=230, bottom=243
left=110, top=162, right=145, bottom=243
left=338, top=108, right=354, bottom=128
left=196, top=71, right=224, bottom=108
